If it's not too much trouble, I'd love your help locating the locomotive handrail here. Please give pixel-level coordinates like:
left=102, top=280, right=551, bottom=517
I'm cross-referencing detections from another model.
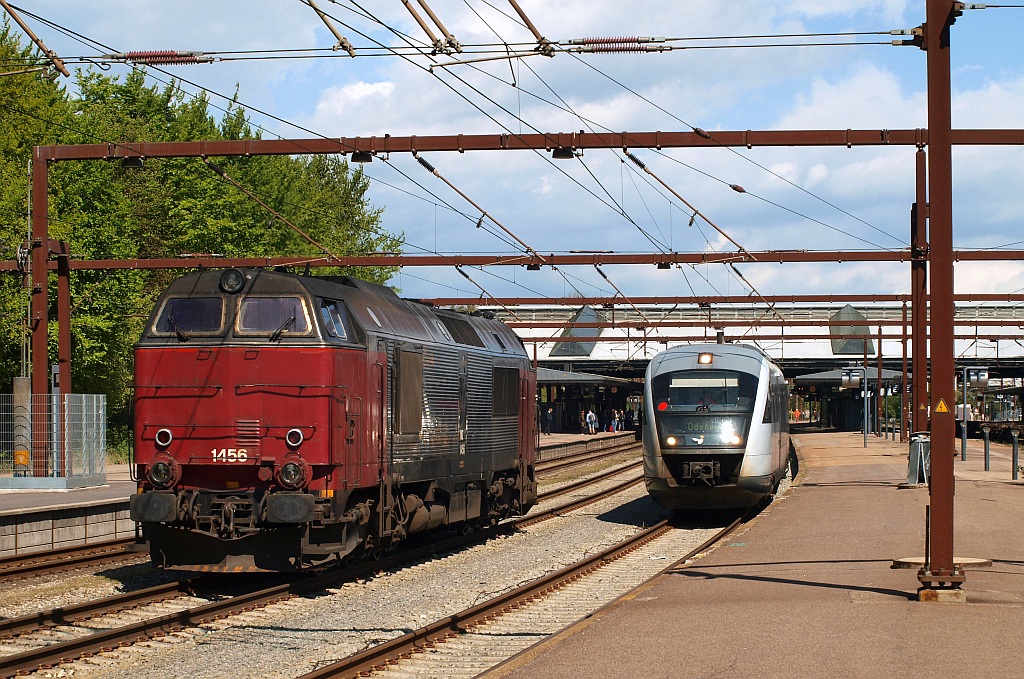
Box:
left=233, top=383, right=348, bottom=389
left=132, top=384, right=222, bottom=389
left=233, top=384, right=345, bottom=397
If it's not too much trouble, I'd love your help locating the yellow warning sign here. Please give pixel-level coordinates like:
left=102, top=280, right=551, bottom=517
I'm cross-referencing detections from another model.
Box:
left=934, top=399, right=950, bottom=414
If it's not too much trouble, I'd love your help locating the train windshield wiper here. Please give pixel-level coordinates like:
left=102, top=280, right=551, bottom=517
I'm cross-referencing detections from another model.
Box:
left=269, top=315, right=296, bottom=342
left=167, top=315, right=189, bottom=342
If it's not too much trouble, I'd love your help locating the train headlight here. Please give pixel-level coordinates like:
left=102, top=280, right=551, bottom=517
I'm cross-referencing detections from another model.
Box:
left=146, top=455, right=180, bottom=489
left=698, top=352, right=713, bottom=365
left=727, top=435, right=742, bottom=446
left=219, top=268, right=246, bottom=294
left=665, top=436, right=678, bottom=446
left=277, top=457, right=309, bottom=489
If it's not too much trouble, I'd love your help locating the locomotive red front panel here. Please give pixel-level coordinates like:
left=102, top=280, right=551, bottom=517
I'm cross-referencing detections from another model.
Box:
left=134, top=345, right=377, bottom=490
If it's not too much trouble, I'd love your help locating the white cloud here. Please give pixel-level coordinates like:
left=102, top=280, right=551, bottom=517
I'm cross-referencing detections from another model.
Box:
left=18, top=1, right=1024, bottom=301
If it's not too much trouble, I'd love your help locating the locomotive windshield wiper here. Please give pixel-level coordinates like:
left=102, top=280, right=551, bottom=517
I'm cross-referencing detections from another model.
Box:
left=167, top=315, right=189, bottom=342
left=269, top=315, right=296, bottom=342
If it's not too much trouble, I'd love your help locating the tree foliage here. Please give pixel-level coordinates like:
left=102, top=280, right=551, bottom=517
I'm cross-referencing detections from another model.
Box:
left=0, top=23, right=403, bottom=419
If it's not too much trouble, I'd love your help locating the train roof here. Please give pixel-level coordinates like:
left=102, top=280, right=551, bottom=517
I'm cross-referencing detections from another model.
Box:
left=148, top=268, right=527, bottom=357
left=646, top=342, right=779, bottom=376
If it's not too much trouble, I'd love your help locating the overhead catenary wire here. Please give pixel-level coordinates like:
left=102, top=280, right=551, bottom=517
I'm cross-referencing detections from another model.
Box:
left=624, top=151, right=753, bottom=260
left=412, top=152, right=545, bottom=263
left=455, top=265, right=523, bottom=320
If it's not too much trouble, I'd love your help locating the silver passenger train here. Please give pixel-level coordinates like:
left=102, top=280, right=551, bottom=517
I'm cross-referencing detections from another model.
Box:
left=642, top=343, right=790, bottom=510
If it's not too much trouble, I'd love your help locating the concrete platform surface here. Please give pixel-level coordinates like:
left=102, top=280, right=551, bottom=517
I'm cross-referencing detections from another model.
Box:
left=489, top=431, right=1024, bottom=679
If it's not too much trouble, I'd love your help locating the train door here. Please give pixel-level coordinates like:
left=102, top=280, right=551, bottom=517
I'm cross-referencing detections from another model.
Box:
left=458, top=353, right=468, bottom=457
left=374, top=339, right=388, bottom=482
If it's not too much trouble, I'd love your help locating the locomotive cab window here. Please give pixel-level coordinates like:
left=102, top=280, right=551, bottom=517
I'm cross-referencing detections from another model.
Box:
left=153, top=297, right=224, bottom=336
left=237, top=296, right=310, bottom=337
left=651, top=369, right=757, bottom=449
left=319, top=299, right=350, bottom=341
left=652, top=370, right=757, bottom=413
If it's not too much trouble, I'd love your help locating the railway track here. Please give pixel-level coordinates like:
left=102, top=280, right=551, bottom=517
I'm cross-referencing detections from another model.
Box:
left=535, top=439, right=641, bottom=476
left=0, top=538, right=143, bottom=581
left=299, top=518, right=740, bottom=678
left=0, top=462, right=644, bottom=678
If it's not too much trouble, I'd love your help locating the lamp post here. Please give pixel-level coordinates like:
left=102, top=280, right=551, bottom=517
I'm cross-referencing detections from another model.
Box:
left=843, top=368, right=867, bottom=448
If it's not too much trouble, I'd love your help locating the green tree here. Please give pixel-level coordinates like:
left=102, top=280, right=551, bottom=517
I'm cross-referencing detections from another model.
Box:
left=0, top=20, right=69, bottom=389
left=0, top=45, right=403, bottom=427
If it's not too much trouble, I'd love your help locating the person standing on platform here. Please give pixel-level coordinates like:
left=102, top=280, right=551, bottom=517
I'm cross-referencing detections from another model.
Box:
left=586, top=408, right=597, bottom=435
left=543, top=407, right=553, bottom=435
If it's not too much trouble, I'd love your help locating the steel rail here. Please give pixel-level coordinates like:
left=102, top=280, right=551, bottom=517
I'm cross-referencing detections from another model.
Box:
left=0, top=455, right=642, bottom=677
left=299, top=516, right=743, bottom=678
left=0, top=538, right=139, bottom=581
left=0, top=577, right=201, bottom=638
left=536, top=441, right=641, bottom=474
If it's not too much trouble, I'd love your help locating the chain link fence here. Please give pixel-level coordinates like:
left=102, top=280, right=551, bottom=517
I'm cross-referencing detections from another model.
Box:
left=0, top=392, right=107, bottom=489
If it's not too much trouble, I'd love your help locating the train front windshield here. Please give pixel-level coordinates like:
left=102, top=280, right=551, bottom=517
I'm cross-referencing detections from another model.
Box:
left=651, top=370, right=758, bottom=449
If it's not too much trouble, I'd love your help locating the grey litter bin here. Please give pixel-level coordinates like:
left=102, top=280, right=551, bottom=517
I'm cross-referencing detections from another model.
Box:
left=907, top=432, right=931, bottom=485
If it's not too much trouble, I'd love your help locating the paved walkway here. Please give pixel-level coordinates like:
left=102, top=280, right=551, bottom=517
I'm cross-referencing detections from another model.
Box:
left=489, top=431, right=1024, bottom=678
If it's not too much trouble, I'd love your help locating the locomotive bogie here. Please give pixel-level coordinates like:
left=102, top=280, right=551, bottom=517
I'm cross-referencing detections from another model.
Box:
left=130, top=268, right=537, bottom=571
left=643, top=343, right=789, bottom=510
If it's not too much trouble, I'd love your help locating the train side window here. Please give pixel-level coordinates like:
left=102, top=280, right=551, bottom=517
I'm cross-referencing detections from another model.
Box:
left=492, top=367, right=519, bottom=416
left=396, top=349, right=424, bottom=436
left=154, top=297, right=224, bottom=335
left=319, top=299, right=348, bottom=340
left=237, top=297, right=310, bottom=335
left=762, top=386, right=774, bottom=423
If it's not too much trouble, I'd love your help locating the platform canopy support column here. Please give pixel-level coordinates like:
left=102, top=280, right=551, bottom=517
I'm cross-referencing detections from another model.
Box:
left=921, top=0, right=961, bottom=599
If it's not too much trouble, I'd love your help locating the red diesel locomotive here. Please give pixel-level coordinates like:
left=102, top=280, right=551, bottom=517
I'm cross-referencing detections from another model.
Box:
left=129, top=268, right=538, bottom=571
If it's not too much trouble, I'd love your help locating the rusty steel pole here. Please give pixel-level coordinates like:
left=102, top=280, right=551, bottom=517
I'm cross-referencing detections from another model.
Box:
left=902, top=302, right=909, bottom=442
left=922, top=0, right=960, bottom=590
left=877, top=325, right=884, bottom=437
left=912, top=149, right=929, bottom=433
left=29, top=156, right=49, bottom=476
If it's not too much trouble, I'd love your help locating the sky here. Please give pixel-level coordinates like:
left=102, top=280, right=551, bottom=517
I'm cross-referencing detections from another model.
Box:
left=10, top=1, right=1024, bottom=310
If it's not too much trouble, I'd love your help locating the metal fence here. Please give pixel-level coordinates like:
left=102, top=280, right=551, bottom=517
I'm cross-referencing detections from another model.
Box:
left=0, top=393, right=107, bottom=489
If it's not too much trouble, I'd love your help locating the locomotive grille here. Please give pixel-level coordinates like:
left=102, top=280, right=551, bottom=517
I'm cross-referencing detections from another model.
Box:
left=235, top=419, right=262, bottom=448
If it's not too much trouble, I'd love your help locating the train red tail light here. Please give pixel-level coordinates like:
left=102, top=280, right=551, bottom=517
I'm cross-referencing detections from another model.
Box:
left=154, top=428, right=173, bottom=448
left=285, top=428, right=304, bottom=448
left=657, top=401, right=669, bottom=411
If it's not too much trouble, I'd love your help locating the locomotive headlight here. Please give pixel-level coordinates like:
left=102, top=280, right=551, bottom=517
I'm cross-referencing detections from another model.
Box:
left=727, top=434, right=742, bottom=446
left=149, top=462, right=172, bottom=486
left=146, top=455, right=180, bottom=489
left=277, top=458, right=309, bottom=490
left=665, top=436, right=678, bottom=446
left=219, top=268, right=246, bottom=294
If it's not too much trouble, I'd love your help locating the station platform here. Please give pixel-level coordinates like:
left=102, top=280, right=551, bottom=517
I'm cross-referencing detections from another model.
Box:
left=0, top=465, right=135, bottom=515
left=490, top=430, right=1024, bottom=679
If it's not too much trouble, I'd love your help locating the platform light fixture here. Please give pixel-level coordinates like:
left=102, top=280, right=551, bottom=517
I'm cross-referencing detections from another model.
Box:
left=121, top=156, right=145, bottom=169
left=350, top=151, right=374, bottom=163
left=551, top=146, right=577, bottom=160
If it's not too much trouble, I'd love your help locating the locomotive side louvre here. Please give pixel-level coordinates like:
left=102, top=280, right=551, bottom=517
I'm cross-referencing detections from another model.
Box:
left=130, top=268, right=536, bottom=572
left=642, top=343, right=790, bottom=510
